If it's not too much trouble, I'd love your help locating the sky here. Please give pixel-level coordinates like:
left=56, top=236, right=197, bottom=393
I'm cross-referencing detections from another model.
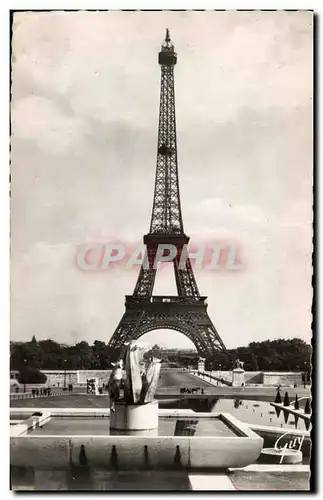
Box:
left=10, top=10, right=313, bottom=349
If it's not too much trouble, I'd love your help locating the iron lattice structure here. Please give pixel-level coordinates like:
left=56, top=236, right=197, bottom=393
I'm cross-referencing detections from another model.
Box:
left=108, top=30, right=227, bottom=359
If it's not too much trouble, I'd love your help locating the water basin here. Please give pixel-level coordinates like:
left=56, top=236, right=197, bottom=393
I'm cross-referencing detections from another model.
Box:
left=28, top=415, right=239, bottom=437
left=159, top=397, right=310, bottom=431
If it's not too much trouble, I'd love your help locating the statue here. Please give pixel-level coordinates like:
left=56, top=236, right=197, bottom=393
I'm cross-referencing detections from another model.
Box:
left=232, top=359, right=245, bottom=387
left=124, top=341, right=162, bottom=404
left=108, top=341, right=162, bottom=411
left=107, top=359, right=124, bottom=412
left=235, top=359, right=244, bottom=370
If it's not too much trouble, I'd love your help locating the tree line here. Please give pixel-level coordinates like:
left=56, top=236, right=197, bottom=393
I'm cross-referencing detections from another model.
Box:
left=10, top=337, right=113, bottom=371
left=10, top=336, right=311, bottom=374
left=164, top=338, right=311, bottom=373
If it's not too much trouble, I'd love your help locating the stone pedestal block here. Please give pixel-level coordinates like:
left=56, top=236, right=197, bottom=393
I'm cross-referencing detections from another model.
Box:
left=110, top=400, right=159, bottom=432
left=197, top=361, right=205, bottom=372
left=259, top=448, right=302, bottom=464
left=232, top=368, right=245, bottom=387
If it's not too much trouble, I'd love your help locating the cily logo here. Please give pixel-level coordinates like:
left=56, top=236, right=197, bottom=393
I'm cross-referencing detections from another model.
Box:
left=75, top=242, right=245, bottom=272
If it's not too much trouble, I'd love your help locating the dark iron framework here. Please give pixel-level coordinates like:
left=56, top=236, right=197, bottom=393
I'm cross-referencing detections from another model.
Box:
left=108, top=30, right=227, bottom=358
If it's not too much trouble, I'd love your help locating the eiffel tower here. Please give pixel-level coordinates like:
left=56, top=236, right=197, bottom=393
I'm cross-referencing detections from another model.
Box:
left=107, top=30, right=227, bottom=359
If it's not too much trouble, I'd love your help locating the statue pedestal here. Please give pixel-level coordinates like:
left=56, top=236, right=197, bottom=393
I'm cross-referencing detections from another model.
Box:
left=198, top=360, right=205, bottom=372
left=110, top=400, right=159, bottom=433
left=259, top=448, right=302, bottom=464
left=110, top=427, right=158, bottom=436
left=232, top=368, right=245, bottom=387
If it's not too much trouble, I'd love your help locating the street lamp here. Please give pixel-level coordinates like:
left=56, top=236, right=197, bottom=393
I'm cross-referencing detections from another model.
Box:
left=23, top=358, right=27, bottom=393
left=218, top=364, right=222, bottom=383
left=63, top=359, right=67, bottom=389
left=303, top=361, right=307, bottom=388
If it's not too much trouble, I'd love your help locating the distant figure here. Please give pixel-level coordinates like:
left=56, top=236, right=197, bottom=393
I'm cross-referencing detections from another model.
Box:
left=57, top=382, right=60, bottom=388
left=32, top=389, right=36, bottom=397
left=15, top=387, right=19, bottom=394
left=201, top=388, right=204, bottom=395
left=302, top=373, right=307, bottom=388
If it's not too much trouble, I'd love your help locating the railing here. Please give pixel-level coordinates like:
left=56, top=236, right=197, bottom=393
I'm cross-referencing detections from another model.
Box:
left=10, top=389, right=72, bottom=401
left=151, top=296, right=207, bottom=304
left=191, top=369, right=233, bottom=387
left=126, top=295, right=207, bottom=304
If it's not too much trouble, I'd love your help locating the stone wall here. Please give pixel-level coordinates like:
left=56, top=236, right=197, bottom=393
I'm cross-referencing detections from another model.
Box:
left=262, top=372, right=302, bottom=386
left=76, top=370, right=111, bottom=385
left=11, top=370, right=111, bottom=387
left=44, top=371, right=78, bottom=386
left=205, top=371, right=302, bottom=387
left=208, top=371, right=262, bottom=384
left=10, top=434, right=262, bottom=471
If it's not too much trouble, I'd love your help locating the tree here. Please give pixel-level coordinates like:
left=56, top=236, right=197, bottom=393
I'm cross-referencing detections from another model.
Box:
left=250, top=354, right=259, bottom=371
left=92, top=341, right=108, bottom=369
left=18, top=367, right=47, bottom=384
left=75, top=341, right=93, bottom=369
left=37, top=340, right=64, bottom=369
